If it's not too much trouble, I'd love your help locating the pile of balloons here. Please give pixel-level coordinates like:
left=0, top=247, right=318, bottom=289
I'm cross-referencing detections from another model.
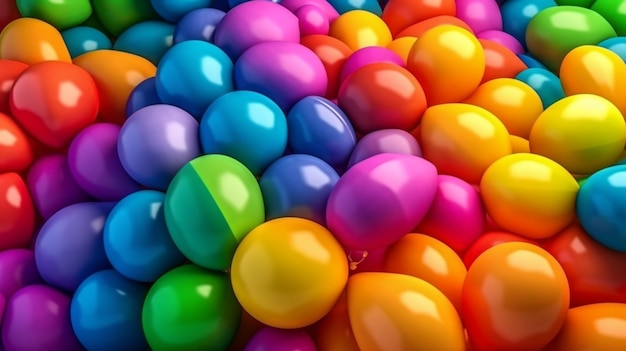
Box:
left=2, top=0, right=626, bottom=350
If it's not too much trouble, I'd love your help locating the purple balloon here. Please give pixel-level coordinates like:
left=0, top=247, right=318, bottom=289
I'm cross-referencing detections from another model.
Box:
left=125, top=77, right=161, bottom=118
left=2, top=285, right=83, bottom=351
left=26, top=154, right=93, bottom=220
left=477, top=30, right=525, bottom=54
left=234, top=41, right=327, bottom=111
left=348, top=129, right=422, bottom=167
left=68, top=123, right=142, bottom=201
left=340, top=46, right=405, bottom=83
left=214, top=1, right=300, bottom=60
left=0, top=249, right=42, bottom=300
left=245, top=327, right=316, bottom=351
left=279, top=0, right=339, bottom=21
left=173, top=8, right=226, bottom=44
left=118, top=104, right=202, bottom=190
left=34, top=202, right=114, bottom=292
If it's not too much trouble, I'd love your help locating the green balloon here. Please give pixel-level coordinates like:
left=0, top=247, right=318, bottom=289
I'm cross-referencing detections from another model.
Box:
left=526, top=6, right=617, bottom=72
left=165, top=154, right=265, bottom=271
left=142, top=265, right=241, bottom=351
left=16, top=0, right=93, bottom=30
left=80, top=12, right=113, bottom=37
left=592, top=0, right=626, bottom=36
left=555, top=0, right=595, bottom=6
left=91, top=0, right=159, bottom=37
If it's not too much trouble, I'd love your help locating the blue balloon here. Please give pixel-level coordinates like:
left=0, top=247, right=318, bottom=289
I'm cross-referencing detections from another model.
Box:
left=517, top=53, right=546, bottom=69
left=515, top=68, right=564, bottom=108
left=150, top=0, right=213, bottom=22
left=113, top=21, right=175, bottom=65
left=156, top=40, right=234, bottom=118
left=327, top=0, right=382, bottom=16
left=61, top=26, right=112, bottom=58
left=501, top=0, right=557, bottom=48
left=104, top=191, right=186, bottom=282
left=200, top=90, right=288, bottom=174
left=126, top=77, right=161, bottom=118
left=287, top=96, right=356, bottom=168
left=71, top=270, right=150, bottom=351
left=259, top=154, right=339, bottom=225
left=577, top=165, right=626, bottom=252
left=173, top=8, right=226, bottom=44
left=598, top=37, right=626, bottom=63
left=34, top=202, right=115, bottom=292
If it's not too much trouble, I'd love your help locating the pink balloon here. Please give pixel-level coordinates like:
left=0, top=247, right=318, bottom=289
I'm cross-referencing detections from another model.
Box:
left=417, top=175, right=485, bottom=253
left=296, top=5, right=329, bottom=36
left=477, top=30, right=524, bottom=54
left=455, top=0, right=502, bottom=34
left=279, top=0, right=340, bottom=21
left=339, top=46, right=405, bottom=83
left=326, top=153, right=438, bottom=250
left=245, top=327, right=316, bottom=351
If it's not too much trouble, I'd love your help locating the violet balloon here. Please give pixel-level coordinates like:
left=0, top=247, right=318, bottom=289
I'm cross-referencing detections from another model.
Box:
left=339, top=46, right=405, bottom=83
left=455, top=0, right=503, bottom=34
left=173, top=8, right=226, bottom=44
left=477, top=30, right=525, bottom=54
left=348, top=129, right=422, bottom=168
left=125, top=77, right=161, bottom=118
left=0, top=249, right=42, bottom=300
left=245, top=327, right=317, bottom=351
left=326, top=153, right=438, bottom=250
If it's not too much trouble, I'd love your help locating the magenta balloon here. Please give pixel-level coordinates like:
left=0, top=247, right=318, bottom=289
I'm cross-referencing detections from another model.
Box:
left=477, top=30, right=524, bottom=54
left=0, top=249, right=42, bottom=300
left=348, top=129, right=422, bottom=168
left=339, top=46, right=405, bottom=83
left=295, top=5, right=329, bottom=36
left=326, top=153, right=438, bottom=250
left=214, top=1, right=300, bottom=60
left=455, top=0, right=502, bottom=34
left=280, top=0, right=339, bottom=21
left=245, top=327, right=316, bottom=351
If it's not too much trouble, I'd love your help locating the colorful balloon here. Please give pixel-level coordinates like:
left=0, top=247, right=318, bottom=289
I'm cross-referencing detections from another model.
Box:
left=61, top=26, right=112, bottom=58
left=477, top=30, right=524, bottom=54
left=113, top=21, right=175, bottom=65
left=0, top=17, right=71, bottom=64
left=382, top=0, right=456, bottom=36
left=296, top=5, right=330, bottom=36
left=173, top=8, right=226, bottom=44
left=515, top=67, right=564, bottom=108
left=246, top=327, right=317, bottom=351
left=0, top=112, right=33, bottom=173
left=386, top=36, right=417, bottom=63
left=598, top=36, right=626, bottom=63
left=455, top=0, right=502, bottom=34
left=300, top=34, right=353, bottom=99
left=125, top=77, right=161, bottom=117
left=479, top=38, right=527, bottom=82
left=313, top=291, right=360, bottom=351
left=396, top=15, right=473, bottom=39
left=339, top=46, right=404, bottom=83
left=150, top=0, right=212, bottom=22
left=328, top=10, right=392, bottom=51
left=16, top=0, right=92, bottom=30
left=0, top=249, right=42, bottom=300
left=463, top=231, right=537, bottom=267
left=91, top=0, right=159, bottom=37
left=592, top=0, right=626, bottom=36
left=0, top=59, right=28, bottom=114
left=347, top=129, right=422, bottom=167
left=500, top=0, right=556, bottom=48
left=0, top=173, right=35, bottom=251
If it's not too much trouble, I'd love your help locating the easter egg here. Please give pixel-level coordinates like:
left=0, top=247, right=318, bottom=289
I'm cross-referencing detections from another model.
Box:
left=10, top=60, right=99, bottom=149
left=173, top=8, right=225, bottom=44
left=231, top=217, right=348, bottom=329
left=420, top=103, right=512, bottom=184
left=70, top=270, right=149, bottom=351
left=382, top=0, right=456, bottom=36
left=347, top=129, right=422, bottom=167
left=326, top=153, right=438, bottom=250
left=0, top=172, right=35, bottom=251
left=348, top=272, right=465, bottom=351
left=529, top=94, right=626, bottom=175
left=113, top=21, right=175, bottom=65
left=515, top=67, right=564, bottom=108
left=150, top=0, right=211, bottom=22
left=164, top=154, right=264, bottom=271
left=61, top=26, right=112, bottom=58
left=0, top=112, right=33, bottom=173
left=142, top=264, right=241, bottom=350
left=16, top=0, right=92, bottom=30
left=91, top=0, right=159, bottom=37
left=463, top=242, right=570, bottom=351
left=246, top=327, right=317, bottom=351
left=300, top=34, right=353, bottom=99
left=328, top=10, right=392, bottom=51
left=0, top=17, right=71, bottom=64
left=0, top=249, right=42, bottom=300
left=480, top=153, right=579, bottom=239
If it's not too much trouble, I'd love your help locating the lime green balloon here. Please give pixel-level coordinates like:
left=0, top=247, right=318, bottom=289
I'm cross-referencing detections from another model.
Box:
left=142, top=265, right=241, bottom=351
left=592, top=0, right=626, bottom=36
left=16, top=0, right=93, bottom=30
left=91, top=0, right=159, bottom=37
left=555, top=0, right=595, bottom=7
left=526, top=6, right=617, bottom=72
left=164, top=154, right=265, bottom=271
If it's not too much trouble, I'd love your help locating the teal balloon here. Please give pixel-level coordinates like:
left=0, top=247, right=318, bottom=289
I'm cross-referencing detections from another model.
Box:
left=113, top=21, right=175, bottom=65
left=328, top=0, right=382, bottom=15
left=164, top=154, right=265, bottom=271
left=598, top=37, right=626, bottom=63
left=62, top=26, right=112, bottom=58
left=515, top=68, right=564, bottom=108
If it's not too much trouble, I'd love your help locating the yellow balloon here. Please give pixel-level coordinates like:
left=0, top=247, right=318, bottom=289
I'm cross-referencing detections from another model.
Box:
left=480, top=153, right=580, bottom=239
left=560, top=45, right=626, bottom=117
left=386, top=36, right=418, bottom=64
left=0, top=17, right=71, bottom=64
left=464, top=78, right=544, bottom=139
left=347, top=272, right=466, bottom=351
left=329, top=10, right=393, bottom=51
left=510, top=135, right=530, bottom=153
left=231, top=217, right=349, bottom=329
left=529, top=94, right=626, bottom=175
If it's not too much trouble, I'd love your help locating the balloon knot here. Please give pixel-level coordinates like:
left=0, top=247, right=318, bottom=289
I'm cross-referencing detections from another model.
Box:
left=348, top=250, right=369, bottom=271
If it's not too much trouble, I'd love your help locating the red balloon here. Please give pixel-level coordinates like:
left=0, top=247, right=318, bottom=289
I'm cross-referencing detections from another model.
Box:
left=9, top=61, right=99, bottom=149
left=0, top=0, right=20, bottom=32
left=546, top=224, right=626, bottom=306
left=479, top=39, right=527, bottom=83
left=0, top=112, right=33, bottom=173
left=0, top=59, right=29, bottom=114
left=301, top=35, right=353, bottom=99
left=382, top=0, right=456, bottom=37
left=0, top=172, right=35, bottom=250
left=463, top=231, right=537, bottom=268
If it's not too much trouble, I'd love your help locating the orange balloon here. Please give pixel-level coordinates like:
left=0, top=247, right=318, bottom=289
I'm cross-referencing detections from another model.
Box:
left=313, top=291, right=360, bottom=351
left=384, top=233, right=467, bottom=313
left=396, top=16, right=473, bottom=39
left=386, top=37, right=418, bottom=64
left=509, top=135, right=530, bottom=153
left=463, top=242, right=570, bottom=351
left=348, top=272, right=466, bottom=351
left=407, top=25, right=485, bottom=105
left=479, top=39, right=527, bottom=83
left=73, top=50, right=156, bottom=125
left=420, top=103, right=512, bottom=184
left=464, top=78, right=543, bottom=138
left=462, top=231, right=537, bottom=268
left=382, top=0, right=456, bottom=37
left=301, top=35, right=353, bottom=99
left=546, top=303, right=626, bottom=351
left=0, top=17, right=71, bottom=64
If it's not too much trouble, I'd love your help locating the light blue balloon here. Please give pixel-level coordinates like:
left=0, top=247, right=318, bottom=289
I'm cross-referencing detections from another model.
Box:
left=113, top=21, right=175, bottom=65
left=328, top=0, right=382, bottom=16
left=598, top=37, right=626, bottom=63
left=71, top=270, right=150, bottom=351
left=577, top=165, right=626, bottom=252
left=200, top=90, right=288, bottom=174
left=155, top=40, right=234, bottom=118
left=104, top=190, right=185, bottom=282
left=501, top=0, right=557, bottom=48
left=515, top=68, right=564, bottom=108
left=61, top=26, right=112, bottom=58
left=150, top=0, right=213, bottom=22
